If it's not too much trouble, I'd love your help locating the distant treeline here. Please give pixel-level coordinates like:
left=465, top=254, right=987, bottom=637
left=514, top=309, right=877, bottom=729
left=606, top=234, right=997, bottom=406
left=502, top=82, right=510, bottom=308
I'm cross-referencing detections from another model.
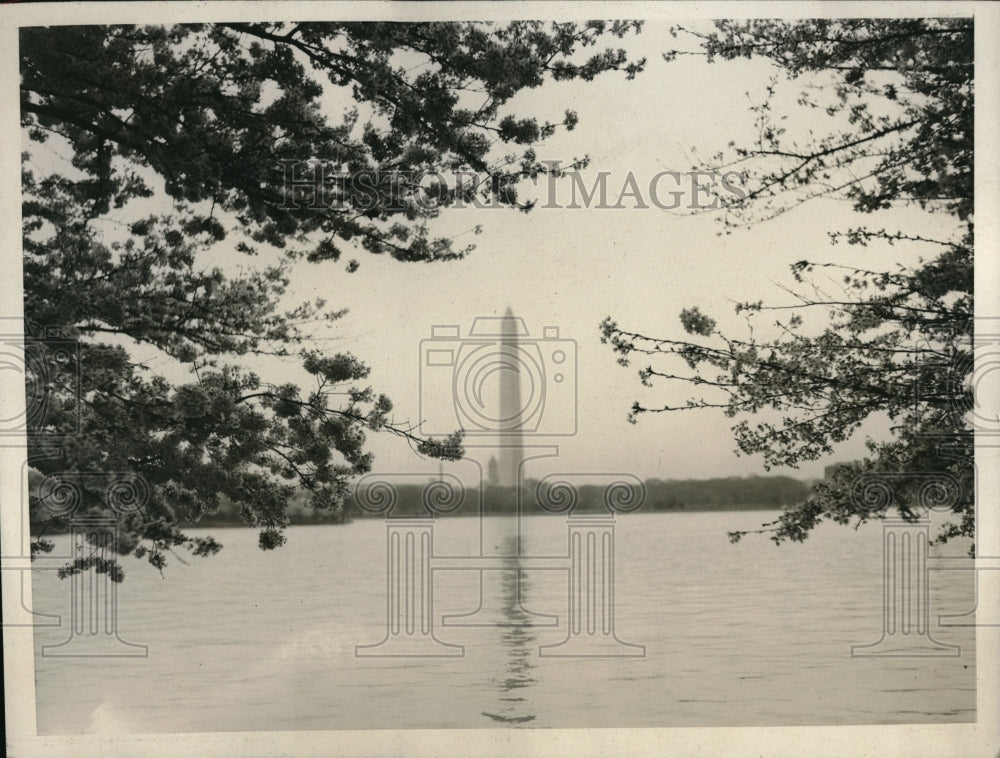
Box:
left=343, top=475, right=810, bottom=519
left=29, top=475, right=810, bottom=532
left=643, top=476, right=809, bottom=511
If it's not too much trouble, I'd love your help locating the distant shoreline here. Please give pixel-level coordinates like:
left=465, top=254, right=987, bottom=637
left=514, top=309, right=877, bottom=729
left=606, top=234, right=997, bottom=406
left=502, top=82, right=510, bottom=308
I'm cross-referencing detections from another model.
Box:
left=185, top=503, right=787, bottom=529
left=29, top=502, right=792, bottom=536
left=30, top=474, right=808, bottom=533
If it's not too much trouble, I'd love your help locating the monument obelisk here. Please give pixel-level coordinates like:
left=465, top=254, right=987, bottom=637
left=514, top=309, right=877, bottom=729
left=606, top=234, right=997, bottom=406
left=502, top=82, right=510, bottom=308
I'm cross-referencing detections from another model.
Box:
left=476, top=307, right=521, bottom=622
left=480, top=306, right=521, bottom=559
left=497, top=306, right=524, bottom=490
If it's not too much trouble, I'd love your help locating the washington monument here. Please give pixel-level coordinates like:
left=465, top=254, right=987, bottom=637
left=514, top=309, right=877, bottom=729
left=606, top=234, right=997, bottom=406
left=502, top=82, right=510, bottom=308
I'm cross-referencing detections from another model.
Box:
left=497, top=306, right=524, bottom=489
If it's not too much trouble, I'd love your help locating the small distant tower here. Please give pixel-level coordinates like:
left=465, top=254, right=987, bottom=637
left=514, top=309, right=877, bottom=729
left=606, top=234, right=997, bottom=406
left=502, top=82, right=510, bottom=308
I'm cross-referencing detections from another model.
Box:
left=487, top=456, right=499, bottom=487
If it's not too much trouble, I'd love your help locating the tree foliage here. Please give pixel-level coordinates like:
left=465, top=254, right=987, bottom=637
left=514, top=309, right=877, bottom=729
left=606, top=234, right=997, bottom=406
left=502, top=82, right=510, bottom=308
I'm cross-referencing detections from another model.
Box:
left=601, top=18, right=974, bottom=549
left=21, top=21, right=644, bottom=578
left=662, top=18, right=972, bottom=226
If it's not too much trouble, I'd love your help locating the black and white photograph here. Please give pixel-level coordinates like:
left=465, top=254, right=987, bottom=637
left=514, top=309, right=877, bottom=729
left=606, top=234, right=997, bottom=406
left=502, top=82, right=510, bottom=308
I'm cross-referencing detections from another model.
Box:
left=2, top=2, right=998, bottom=756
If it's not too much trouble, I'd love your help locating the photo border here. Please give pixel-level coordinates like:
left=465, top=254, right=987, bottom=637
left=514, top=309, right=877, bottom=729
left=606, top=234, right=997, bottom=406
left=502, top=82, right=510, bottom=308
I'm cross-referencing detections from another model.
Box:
left=3, top=2, right=997, bottom=756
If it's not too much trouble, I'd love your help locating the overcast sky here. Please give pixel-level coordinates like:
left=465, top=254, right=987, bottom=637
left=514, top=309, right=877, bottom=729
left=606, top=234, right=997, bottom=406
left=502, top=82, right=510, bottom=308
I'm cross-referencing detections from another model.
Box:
left=7, top=16, right=971, bottom=487
left=252, top=20, right=963, bottom=485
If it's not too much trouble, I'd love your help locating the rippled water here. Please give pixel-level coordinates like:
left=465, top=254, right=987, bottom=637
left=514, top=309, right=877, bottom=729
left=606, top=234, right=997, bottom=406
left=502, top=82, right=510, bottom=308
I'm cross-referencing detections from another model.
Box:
left=31, top=512, right=976, bottom=733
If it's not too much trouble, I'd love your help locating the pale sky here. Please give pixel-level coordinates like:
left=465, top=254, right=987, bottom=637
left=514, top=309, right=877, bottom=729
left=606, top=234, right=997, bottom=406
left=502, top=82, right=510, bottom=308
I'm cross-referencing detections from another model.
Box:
left=8, top=17, right=971, bottom=486
left=259, top=21, right=963, bottom=484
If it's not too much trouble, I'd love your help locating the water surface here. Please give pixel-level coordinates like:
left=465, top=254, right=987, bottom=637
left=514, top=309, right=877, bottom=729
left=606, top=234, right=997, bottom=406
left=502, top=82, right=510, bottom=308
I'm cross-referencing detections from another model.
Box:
left=31, top=512, right=976, bottom=733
